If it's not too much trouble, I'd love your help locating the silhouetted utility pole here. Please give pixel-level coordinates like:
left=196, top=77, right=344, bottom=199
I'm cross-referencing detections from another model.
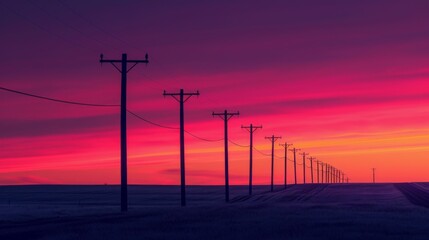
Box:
left=325, top=163, right=330, bottom=183
left=333, top=168, right=336, bottom=183
left=164, top=89, right=200, bottom=206
left=100, top=53, right=148, bottom=212
left=300, top=152, right=308, bottom=184
left=342, top=172, right=345, bottom=183
left=265, top=135, right=282, bottom=192
left=335, top=168, right=340, bottom=183
left=309, top=157, right=315, bottom=184
left=316, top=160, right=320, bottom=183
left=279, top=142, right=293, bottom=189
left=325, top=164, right=328, bottom=183
left=338, top=170, right=341, bottom=183
left=289, top=148, right=301, bottom=184
left=213, top=110, right=239, bottom=202
left=320, top=161, right=324, bottom=183
left=242, top=124, right=262, bottom=195
left=335, top=168, right=338, bottom=183
left=372, top=168, right=376, bottom=183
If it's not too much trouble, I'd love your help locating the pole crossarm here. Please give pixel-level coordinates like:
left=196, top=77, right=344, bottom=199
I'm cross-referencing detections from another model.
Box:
left=100, top=53, right=149, bottom=73
left=213, top=111, right=240, bottom=120
left=164, top=90, right=199, bottom=103
left=242, top=125, right=262, bottom=132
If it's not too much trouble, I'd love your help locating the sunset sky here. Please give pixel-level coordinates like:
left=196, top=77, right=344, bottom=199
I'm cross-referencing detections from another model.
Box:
left=1, top=0, right=428, bottom=185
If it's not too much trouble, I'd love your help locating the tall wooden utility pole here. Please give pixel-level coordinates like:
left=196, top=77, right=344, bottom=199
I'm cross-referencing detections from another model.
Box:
left=279, top=142, right=293, bottom=189
left=100, top=53, right=148, bottom=212
left=265, top=135, right=282, bottom=192
left=164, top=89, right=199, bottom=206
left=213, top=110, right=239, bottom=202
left=300, top=152, right=308, bottom=184
left=289, top=148, right=301, bottom=184
left=242, top=124, right=262, bottom=195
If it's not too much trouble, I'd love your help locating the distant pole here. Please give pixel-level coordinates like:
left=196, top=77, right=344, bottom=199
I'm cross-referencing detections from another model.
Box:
left=325, top=164, right=328, bottom=183
left=333, top=168, right=336, bottom=183
left=213, top=110, right=239, bottom=202
left=100, top=53, right=149, bottom=212
left=337, top=170, right=341, bottom=183
left=336, top=169, right=338, bottom=183
left=265, top=135, right=282, bottom=192
left=164, top=89, right=200, bottom=206
left=289, top=148, right=301, bottom=184
left=316, top=160, right=320, bottom=183
left=324, top=163, right=327, bottom=183
left=372, top=168, right=376, bottom=183
left=300, top=152, right=308, bottom=184
left=342, top=172, right=345, bottom=183
left=335, top=168, right=338, bottom=183
left=320, top=162, right=324, bottom=183
left=347, top=177, right=349, bottom=183
left=242, top=124, right=262, bottom=195
left=279, top=142, right=293, bottom=189
left=309, top=157, right=315, bottom=184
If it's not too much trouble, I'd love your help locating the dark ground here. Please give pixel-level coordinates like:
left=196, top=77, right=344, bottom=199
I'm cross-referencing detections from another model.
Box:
left=1, top=183, right=429, bottom=240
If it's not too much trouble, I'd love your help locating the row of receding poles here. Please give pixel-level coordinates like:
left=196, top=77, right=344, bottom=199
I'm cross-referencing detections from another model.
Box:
left=100, top=53, right=348, bottom=212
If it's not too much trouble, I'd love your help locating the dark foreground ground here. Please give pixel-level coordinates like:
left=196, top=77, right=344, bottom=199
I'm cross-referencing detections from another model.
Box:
left=1, top=183, right=429, bottom=240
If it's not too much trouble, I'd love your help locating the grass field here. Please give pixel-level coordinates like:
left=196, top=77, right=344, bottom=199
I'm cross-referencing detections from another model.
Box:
left=1, top=183, right=429, bottom=240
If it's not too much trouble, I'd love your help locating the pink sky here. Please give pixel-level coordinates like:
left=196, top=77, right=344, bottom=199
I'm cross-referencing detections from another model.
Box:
left=1, top=0, right=429, bottom=185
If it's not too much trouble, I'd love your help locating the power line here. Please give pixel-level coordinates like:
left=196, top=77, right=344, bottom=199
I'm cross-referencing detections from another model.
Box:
left=228, top=139, right=249, bottom=148
left=126, top=110, right=177, bottom=130
left=128, top=111, right=223, bottom=142
left=253, top=147, right=271, bottom=156
left=1, top=86, right=223, bottom=143
left=0, top=86, right=119, bottom=107
left=128, top=110, right=223, bottom=142
left=184, top=130, right=223, bottom=142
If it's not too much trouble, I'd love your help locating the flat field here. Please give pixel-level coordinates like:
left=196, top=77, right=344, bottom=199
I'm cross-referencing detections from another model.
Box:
left=1, top=183, right=429, bottom=240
